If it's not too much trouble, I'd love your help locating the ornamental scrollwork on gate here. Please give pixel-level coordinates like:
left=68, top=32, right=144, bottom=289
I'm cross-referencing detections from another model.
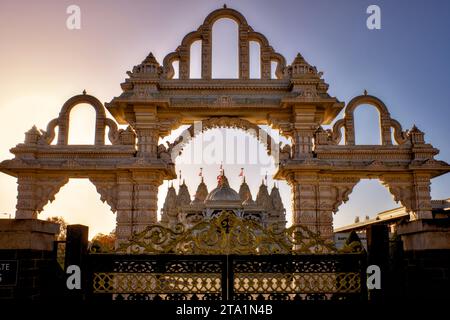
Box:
left=119, top=211, right=363, bottom=255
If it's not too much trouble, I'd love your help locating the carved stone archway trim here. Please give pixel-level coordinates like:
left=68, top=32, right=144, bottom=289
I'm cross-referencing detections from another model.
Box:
left=159, top=117, right=291, bottom=162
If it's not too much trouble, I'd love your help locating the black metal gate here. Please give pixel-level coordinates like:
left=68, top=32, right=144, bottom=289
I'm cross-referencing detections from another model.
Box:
left=86, top=253, right=367, bottom=301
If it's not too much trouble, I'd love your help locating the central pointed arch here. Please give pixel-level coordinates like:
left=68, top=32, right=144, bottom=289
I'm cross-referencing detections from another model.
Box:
left=163, top=117, right=291, bottom=162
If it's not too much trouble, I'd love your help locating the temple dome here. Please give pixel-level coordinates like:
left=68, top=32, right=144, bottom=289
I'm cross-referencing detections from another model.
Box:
left=206, top=187, right=240, bottom=202
left=205, top=174, right=240, bottom=202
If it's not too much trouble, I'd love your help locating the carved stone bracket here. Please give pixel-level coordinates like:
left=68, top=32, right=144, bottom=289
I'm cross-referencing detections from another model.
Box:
left=89, top=176, right=118, bottom=213
left=380, top=173, right=432, bottom=220
left=16, top=174, right=69, bottom=219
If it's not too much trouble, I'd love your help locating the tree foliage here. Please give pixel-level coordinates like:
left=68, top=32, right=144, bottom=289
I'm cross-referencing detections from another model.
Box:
left=91, top=231, right=116, bottom=252
left=47, top=216, right=67, bottom=241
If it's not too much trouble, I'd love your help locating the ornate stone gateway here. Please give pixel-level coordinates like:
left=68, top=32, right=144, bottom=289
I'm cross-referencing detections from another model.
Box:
left=1, top=7, right=449, bottom=246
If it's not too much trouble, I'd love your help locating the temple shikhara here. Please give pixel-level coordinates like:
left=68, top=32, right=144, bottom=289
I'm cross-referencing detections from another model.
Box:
left=0, top=5, right=449, bottom=302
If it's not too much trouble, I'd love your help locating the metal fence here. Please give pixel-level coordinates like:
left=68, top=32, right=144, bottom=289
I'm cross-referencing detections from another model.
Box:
left=86, top=253, right=367, bottom=301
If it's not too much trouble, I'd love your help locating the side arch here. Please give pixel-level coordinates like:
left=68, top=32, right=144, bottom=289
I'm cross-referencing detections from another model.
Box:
left=344, top=95, right=391, bottom=146
left=57, top=93, right=107, bottom=145
left=329, top=94, right=409, bottom=146
left=33, top=93, right=133, bottom=146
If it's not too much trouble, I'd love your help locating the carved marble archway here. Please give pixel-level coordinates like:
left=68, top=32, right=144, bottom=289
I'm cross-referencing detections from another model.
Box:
left=1, top=7, right=449, bottom=244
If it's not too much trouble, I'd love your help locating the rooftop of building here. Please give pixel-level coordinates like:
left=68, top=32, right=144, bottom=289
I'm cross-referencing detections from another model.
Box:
left=334, top=198, right=450, bottom=233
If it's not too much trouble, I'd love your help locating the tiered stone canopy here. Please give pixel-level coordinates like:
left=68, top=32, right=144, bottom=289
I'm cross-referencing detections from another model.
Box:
left=1, top=7, right=449, bottom=243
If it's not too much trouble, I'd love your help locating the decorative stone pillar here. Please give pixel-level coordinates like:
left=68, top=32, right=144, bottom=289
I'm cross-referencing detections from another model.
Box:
left=291, top=106, right=320, bottom=159
left=133, top=105, right=159, bottom=158
left=115, top=170, right=164, bottom=245
left=293, top=130, right=315, bottom=159
left=115, top=173, right=134, bottom=244
left=239, top=25, right=249, bottom=79
left=136, top=128, right=159, bottom=158
left=260, top=47, right=271, bottom=80
left=201, top=26, right=212, bottom=79
left=179, top=45, right=190, bottom=80
left=412, top=173, right=433, bottom=219
left=287, top=172, right=359, bottom=240
left=132, top=171, right=163, bottom=234
left=16, top=174, right=38, bottom=219
left=380, top=114, right=393, bottom=145
left=287, top=172, right=322, bottom=236
left=344, top=114, right=355, bottom=145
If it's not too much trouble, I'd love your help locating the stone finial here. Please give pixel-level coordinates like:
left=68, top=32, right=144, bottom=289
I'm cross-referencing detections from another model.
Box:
left=82, top=89, right=87, bottom=95
left=408, top=124, right=425, bottom=144
left=142, top=52, right=159, bottom=65
left=131, top=52, right=161, bottom=77
left=364, top=89, right=368, bottom=96
left=314, top=126, right=332, bottom=145
left=24, top=125, right=42, bottom=144
left=223, top=4, right=227, bottom=8
left=290, top=53, right=318, bottom=78
left=118, top=126, right=136, bottom=145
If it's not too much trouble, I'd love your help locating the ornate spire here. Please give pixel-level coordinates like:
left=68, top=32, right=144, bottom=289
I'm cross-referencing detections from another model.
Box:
left=24, top=125, right=42, bottom=145
left=256, top=180, right=272, bottom=209
left=270, top=184, right=284, bottom=210
left=142, top=52, right=159, bottom=65
left=290, top=52, right=318, bottom=77
left=408, top=124, right=425, bottom=144
left=161, top=184, right=178, bottom=224
left=192, top=176, right=208, bottom=204
left=177, top=180, right=191, bottom=206
left=238, top=178, right=253, bottom=202
left=130, top=51, right=161, bottom=77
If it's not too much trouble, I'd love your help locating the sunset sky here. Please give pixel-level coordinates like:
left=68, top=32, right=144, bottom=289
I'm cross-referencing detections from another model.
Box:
left=0, top=0, right=449, bottom=238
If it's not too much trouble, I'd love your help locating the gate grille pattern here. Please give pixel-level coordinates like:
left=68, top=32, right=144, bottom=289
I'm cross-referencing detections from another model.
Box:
left=88, top=254, right=366, bottom=301
left=231, top=255, right=364, bottom=301
left=88, top=255, right=226, bottom=301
